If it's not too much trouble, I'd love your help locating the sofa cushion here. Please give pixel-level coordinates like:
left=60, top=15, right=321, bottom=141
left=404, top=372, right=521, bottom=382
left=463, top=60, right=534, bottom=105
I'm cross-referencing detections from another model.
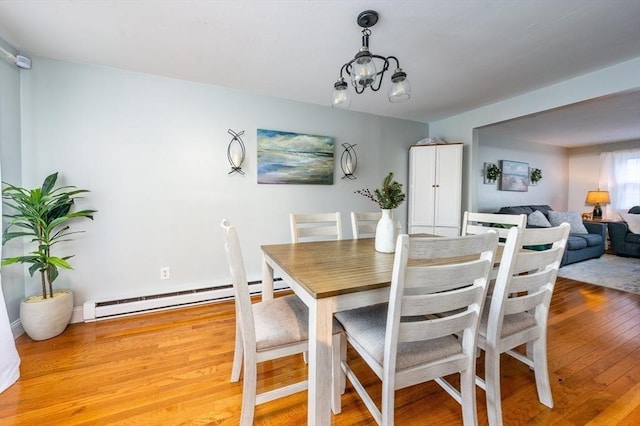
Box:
left=527, top=210, right=552, bottom=227
left=574, top=233, right=604, bottom=247
left=498, top=205, right=534, bottom=215
left=619, top=212, right=640, bottom=234
left=566, top=236, right=588, bottom=250
left=625, top=232, right=640, bottom=244
left=548, top=210, right=588, bottom=234
left=529, top=205, right=554, bottom=217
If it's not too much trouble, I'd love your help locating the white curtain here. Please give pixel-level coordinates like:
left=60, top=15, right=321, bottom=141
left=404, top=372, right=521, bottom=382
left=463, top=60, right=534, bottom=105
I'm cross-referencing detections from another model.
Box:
left=0, top=160, right=21, bottom=393
left=600, top=149, right=640, bottom=220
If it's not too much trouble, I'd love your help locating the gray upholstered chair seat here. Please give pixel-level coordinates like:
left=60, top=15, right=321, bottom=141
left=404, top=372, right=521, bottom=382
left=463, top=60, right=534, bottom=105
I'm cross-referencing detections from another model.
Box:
left=254, top=295, right=343, bottom=350
left=335, top=303, right=462, bottom=372
left=253, top=296, right=309, bottom=350
left=479, top=303, right=537, bottom=337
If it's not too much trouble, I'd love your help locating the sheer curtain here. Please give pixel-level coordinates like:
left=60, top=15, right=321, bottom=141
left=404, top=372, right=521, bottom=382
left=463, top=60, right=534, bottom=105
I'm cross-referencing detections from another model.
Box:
left=600, top=148, right=640, bottom=220
left=0, top=161, right=21, bottom=393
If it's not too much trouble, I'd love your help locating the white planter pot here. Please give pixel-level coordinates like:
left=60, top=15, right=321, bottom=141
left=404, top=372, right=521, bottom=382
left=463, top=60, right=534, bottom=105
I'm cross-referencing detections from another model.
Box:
left=375, top=209, right=399, bottom=253
left=20, top=290, right=74, bottom=341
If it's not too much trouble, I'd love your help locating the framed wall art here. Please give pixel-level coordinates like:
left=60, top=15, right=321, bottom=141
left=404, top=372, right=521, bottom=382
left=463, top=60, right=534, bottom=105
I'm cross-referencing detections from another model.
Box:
left=500, top=160, right=529, bottom=192
left=257, top=129, right=334, bottom=184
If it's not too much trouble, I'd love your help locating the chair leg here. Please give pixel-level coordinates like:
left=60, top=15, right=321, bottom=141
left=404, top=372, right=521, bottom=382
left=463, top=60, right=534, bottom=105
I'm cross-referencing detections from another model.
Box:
left=240, top=357, right=257, bottom=426
left=381, top=382, right=395, bottom=426
left=340, top=333, right=347, bottom=394
left=484, top=348, right=503, bottom=426
left=532, top=336, right=553, bottom=408
left=460, top=366, right=479, bottom=426
left=331, top=333, right=344, bottom=414
left=231, top=322, right=243, bottom=382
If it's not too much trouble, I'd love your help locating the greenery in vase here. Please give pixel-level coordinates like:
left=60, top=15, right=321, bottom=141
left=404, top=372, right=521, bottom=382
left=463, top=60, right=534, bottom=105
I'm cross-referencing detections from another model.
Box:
left=355, top=172, right=406, bottom=210
left=486, top=163, right=501, bottom=181
left=2, top=172, right=97, bottom=299
left=530, top=168, right=542, bottom=183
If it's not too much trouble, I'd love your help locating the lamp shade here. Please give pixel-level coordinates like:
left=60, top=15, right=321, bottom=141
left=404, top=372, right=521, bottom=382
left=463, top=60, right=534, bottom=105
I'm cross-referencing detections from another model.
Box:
left=388, top=71, right=411, bottom=103
left=350, top=53, right=377, bottom=89
left=332, top=79, right=351, bottom=108
left=585, top=190, right=610, bottom=204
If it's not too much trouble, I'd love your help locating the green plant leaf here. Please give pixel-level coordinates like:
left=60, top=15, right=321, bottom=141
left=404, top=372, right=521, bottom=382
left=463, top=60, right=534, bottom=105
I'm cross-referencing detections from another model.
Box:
left=2, top=172, right=96, bottom=298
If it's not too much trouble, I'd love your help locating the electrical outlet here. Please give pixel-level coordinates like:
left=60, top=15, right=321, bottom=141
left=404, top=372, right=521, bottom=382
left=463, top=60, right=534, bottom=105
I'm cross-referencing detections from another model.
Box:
left=160, top=267, right=170, bottom=280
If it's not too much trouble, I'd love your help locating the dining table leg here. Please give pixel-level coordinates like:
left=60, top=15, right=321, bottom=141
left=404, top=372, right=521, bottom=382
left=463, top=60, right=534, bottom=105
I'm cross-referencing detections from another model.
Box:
left=308, top=297, right=334, bottom=425
left=261, top=254, right=274, bottom=301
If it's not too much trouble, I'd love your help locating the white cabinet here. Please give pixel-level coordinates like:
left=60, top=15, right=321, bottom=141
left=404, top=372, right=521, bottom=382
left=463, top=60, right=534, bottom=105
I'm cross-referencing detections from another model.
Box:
left=408, top=144, right=463, bottom=237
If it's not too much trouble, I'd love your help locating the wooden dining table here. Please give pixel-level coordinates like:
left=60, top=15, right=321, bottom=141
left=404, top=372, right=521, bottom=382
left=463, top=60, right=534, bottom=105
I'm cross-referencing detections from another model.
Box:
left=260, top=236, right=503, bottom=425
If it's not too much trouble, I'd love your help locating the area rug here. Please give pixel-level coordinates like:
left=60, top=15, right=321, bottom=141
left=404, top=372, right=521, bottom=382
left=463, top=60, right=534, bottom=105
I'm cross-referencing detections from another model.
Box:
left=557, top=254, right=640, bottom=294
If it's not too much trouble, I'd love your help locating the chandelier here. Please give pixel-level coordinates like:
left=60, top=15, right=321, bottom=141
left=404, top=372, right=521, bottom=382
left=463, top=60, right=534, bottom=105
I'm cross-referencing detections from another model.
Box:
left=332, top=10, right=411, bottom=108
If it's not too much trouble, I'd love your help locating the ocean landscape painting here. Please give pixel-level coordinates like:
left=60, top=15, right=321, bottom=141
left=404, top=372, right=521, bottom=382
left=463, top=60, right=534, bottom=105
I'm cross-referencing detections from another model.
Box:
left=500, top=159, right=529, bottom=192
left=257, top=129, right=334, bottom=184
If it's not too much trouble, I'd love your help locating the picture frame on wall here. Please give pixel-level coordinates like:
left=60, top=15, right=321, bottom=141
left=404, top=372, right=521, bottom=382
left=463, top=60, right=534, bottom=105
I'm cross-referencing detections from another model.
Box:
left=500, top=160, right=529, bottom=192
left=257, top=128, right=334, bottom=185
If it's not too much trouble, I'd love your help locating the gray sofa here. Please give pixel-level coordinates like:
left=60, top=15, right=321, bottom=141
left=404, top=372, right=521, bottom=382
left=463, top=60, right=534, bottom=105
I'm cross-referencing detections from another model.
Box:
left=497, top=204, right=606, bottom=267
left=607, top=206, right=640, bottom=258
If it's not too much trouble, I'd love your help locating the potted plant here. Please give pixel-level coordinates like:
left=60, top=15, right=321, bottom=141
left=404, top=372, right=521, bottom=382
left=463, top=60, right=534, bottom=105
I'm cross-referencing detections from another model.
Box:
left=355, top=172, right=405, bottom=253
left=530, top=168, right=542, bottom=185
left=2, top=172, right=96, bottom=340
left=485, top=163, right=501, bottom=183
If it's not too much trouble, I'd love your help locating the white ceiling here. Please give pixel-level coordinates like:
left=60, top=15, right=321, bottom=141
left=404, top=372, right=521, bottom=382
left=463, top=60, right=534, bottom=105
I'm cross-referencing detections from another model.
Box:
left=0, top=0, right=639, bottom=147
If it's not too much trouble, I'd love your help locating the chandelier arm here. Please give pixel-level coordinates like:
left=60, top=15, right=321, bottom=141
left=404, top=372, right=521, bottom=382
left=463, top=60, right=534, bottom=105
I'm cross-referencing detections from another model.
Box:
left=387, top=56, right=402, bottom=69
left=343, top=59, right=356, bottom=78
left=367, top=54, right=390, bottom=92
left=339, top=62, right=351, bottom=79
left=354, top=83, right=366, bottom=94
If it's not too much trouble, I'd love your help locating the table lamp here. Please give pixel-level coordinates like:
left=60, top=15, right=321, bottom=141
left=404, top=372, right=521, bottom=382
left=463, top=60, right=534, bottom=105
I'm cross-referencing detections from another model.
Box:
left=585, top=190, right=610, bottom=219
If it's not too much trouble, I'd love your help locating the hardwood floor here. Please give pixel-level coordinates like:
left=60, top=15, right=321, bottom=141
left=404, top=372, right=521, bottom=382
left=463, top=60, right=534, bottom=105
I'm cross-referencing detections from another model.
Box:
left=2, top=278, right=639, bottom=425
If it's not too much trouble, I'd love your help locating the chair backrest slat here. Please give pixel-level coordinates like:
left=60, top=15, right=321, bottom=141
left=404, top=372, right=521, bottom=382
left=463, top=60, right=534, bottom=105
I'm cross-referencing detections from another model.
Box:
left=405, top=261, right=492, bottom=292
left=351, top=211, right=382, bottom=239
left=290, top=212, right=342, bottom=243
left=400, top=309, right=477, bottom=342
left=462, top=211, right=527, bottom=240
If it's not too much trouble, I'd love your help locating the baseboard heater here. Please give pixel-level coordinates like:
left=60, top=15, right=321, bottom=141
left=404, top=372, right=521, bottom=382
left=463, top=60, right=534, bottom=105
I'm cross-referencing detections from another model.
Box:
left=83, top=278, right=286, bottom=322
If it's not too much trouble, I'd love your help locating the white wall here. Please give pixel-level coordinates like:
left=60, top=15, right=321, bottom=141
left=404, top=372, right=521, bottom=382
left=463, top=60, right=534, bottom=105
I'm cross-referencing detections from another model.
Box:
left=429, top=58, right=640, bottom=213
left=0, top=37, right=24, bottom=322
left=15, top=57, right=427, bottom=312
left=476, top=131, right=568, bottom=212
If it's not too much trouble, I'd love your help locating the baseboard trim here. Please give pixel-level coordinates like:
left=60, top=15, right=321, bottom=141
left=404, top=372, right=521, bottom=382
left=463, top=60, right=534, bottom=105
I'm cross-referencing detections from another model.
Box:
left=10, top=319, right=24, bottom=339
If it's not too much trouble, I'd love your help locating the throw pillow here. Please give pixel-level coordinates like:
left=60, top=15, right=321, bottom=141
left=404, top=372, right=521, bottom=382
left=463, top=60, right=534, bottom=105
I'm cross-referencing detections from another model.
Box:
left=527, top=210, right=552, bottom=227
left=620, top=212, right=640, bottom=234
left=547, top=210, right=588, bottom=234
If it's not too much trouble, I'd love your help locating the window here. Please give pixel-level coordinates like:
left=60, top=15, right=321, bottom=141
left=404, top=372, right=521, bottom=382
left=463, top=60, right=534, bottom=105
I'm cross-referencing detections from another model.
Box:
left=601, top=149, right=640, bottom=218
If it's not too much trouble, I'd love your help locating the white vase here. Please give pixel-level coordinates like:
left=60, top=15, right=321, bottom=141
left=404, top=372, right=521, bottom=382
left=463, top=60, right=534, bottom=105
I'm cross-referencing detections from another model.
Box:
left=20, top=290, right=73, bottom=341
left=375, top=209, right=398, bottom=253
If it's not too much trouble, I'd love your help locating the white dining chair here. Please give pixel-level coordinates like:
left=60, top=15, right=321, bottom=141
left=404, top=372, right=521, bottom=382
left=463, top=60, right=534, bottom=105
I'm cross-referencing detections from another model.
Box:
left=335, top=232, right=498, bottom=425
left=290, top=212, right=343, bottom=243
left=350, top=211, right=382, bottom=239
left=476, top=223, right=570, bottom=426
left=220, top=219, right=344, bottom=425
